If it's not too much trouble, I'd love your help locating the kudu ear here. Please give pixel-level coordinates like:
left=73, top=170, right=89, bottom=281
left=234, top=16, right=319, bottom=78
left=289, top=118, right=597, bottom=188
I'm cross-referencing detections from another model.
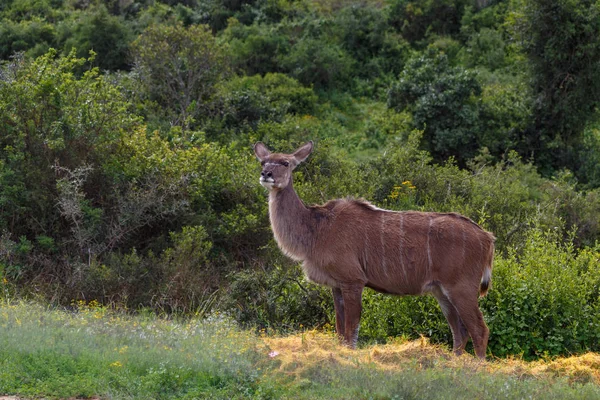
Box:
left=254, top=142, right=271, bottom=161
left=292, top=141, right=314, bottom=165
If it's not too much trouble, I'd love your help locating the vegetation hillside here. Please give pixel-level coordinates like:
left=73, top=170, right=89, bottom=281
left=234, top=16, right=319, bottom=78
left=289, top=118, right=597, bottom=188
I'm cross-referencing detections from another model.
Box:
left=1, top=0, right=600, bottom=360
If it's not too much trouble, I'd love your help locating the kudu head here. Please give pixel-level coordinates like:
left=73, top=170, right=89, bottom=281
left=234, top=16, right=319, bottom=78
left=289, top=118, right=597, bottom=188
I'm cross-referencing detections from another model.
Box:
left=254, top=141, right=313, bottom=191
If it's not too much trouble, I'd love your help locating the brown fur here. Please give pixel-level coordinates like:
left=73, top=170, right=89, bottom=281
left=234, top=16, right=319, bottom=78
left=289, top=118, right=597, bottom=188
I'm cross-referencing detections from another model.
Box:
left=254, top=141, right=495, bottom=359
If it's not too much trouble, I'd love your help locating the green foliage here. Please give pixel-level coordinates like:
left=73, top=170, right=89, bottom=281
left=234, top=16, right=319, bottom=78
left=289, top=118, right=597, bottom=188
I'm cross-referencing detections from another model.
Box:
left=576, top=125, right=600, bottom=188
left=388, top=0, right=472, bottom=45
left=0, top=50, right=139, bottom=256
left=460, top=2, right=509, bottom=39
left=388, top=49, right=483, bottom=162
left=0, top=18, right=55, bottom=59
left=460, top=27, right=506, bottom=70
left=61, top=4, right=132, bottom=71
left=280, top=36, right=354, bottom=90
left=214, top=73, right=317, bottom=133
left=0, top=51, right=264, bottom=308
left=226, top=261, right=330, bottom=332
left=131, top=22, right=230, bottom=130
left=477, top=79, right=532, bottom=156
left=334, top=4, right=411, bottom=81
left=360, top=291, right=449, bottom=344
left=511, top=0, right=600, bottom=172
left=483, top=229, right=600, bottom=358
left=222, top=19, right=290, bottom=76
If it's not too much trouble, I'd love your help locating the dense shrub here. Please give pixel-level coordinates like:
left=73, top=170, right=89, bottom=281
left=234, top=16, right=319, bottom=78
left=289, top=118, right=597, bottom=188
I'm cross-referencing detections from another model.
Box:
left=0, top=50, right=140, bottom=242
left=513, top=0, right=600, bottom=167
left=280, top=36, right=354, bottom=90
left=222, top=20, right=290, bottom=76
left=388, top=49, right=483, bottom=163
left=0, top=51, right=266, bottom=306
left=388, top=0, right=471, bottom=45
left=60, top=5, right=132, bottom=71
left=214, top=73, right=317, bottom=132
left=226, top=260, right=331, bottom=332
left=0, top=18, right=55, bottom=59
left=483, top=229, right=600, bottom=358
left=130, top=22, right=230, bottom=130
left=334, top=5, right=411, bottom=80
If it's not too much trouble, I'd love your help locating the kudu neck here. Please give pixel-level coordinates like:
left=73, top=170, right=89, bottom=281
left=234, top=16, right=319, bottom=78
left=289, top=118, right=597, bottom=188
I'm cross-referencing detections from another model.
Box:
left=270, top=178, right=303, bottom=205
left=268, top=177, right=315, bottom=260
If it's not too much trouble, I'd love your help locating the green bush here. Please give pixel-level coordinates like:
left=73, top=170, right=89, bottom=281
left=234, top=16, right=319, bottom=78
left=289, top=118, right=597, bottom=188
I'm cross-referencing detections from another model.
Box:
left=60, top=5, right=132, bottom=71
left=222, top=19, right=290, bottom=76
left=0, top=18, right=55, bottom=59
left=483, top=229, right=600, bottom=358
left=226, top=260, right=330, bottom=332
left=214, top=73, right=317, bottom=132
left=388, top=0, right=471, bottom=45
left=360, top=291, right=449, bottom=345
left=0, top=50, right=140, bottom=253
left=387, top=49, right=482, bottom=162
left=510, top=0, right=600, bottom=173
left=460, top=27, right=506, bottom=70
left=575, top=124, right=600, bottom=188
left=334, top=5, right=410, bottom=80
left=280, top=36, right=354, bottom=90
left=0, top=50, right=266, bottom=308
left=130, top=22, right=230, bottom=131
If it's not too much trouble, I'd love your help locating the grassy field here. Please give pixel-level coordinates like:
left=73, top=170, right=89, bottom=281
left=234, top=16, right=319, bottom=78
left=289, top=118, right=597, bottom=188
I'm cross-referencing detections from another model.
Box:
left=1, top=301, right=600, bottom=399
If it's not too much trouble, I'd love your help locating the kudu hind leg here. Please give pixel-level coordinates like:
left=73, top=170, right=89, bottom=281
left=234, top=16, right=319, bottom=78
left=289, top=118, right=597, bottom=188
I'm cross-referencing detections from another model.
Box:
left=332, top=287, right=346, bottom=340
left=432, top=285, right=469, bottom=355
left=446, top=288, right=489, bottom=359
left=340, top=285, right=364, bottom=349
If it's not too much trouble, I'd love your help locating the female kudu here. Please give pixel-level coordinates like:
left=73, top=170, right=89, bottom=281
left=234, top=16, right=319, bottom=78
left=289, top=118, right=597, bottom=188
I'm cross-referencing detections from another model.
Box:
left=254, top=141, right=495, bottom=359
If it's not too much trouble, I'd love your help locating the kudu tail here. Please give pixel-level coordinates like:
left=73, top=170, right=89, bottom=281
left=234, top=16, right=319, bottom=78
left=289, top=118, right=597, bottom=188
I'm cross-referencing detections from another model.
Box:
left=479, top=236, right=495, bottom=297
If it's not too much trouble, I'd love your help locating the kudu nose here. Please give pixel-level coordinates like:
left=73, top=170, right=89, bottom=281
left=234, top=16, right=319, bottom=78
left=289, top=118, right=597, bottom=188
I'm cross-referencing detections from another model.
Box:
left=261, top=171, right=273, bottom=178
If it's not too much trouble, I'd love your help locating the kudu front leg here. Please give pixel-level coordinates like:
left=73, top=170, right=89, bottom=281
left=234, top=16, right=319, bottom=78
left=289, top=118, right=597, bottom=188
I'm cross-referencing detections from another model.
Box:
left=332, top=287, right=345, bottom=340
left=340, top=285, right=364, bottom=349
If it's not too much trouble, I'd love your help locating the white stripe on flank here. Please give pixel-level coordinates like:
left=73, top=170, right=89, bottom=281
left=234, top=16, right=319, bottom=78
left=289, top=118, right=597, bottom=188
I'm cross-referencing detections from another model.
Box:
left=462, top=229, right=467, bottom=265
left=398, top=213, right=408, bottom=282
left=479, top=233, right=484, bottom=259
left=380, top=212, right=388, bottom=278
left=363, top=226, right=369, bottom=274
left=427, top=216, right=433, bottom=278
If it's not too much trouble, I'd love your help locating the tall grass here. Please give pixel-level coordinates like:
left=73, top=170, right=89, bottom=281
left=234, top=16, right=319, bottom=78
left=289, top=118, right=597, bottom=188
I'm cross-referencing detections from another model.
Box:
left=0, top=301, right=268, bottom=399
left=1, top=301, right=599, bottom=399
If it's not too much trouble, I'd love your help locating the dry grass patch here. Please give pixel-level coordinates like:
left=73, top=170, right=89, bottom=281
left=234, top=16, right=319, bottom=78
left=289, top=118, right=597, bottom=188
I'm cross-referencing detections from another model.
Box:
left=531, top=353, right=600, bottom=384
left=263, top=329, right=600, bottom=386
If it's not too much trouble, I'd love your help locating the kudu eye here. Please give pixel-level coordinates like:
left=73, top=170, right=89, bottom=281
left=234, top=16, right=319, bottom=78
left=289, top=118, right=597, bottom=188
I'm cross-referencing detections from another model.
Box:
left=282, top=161, right=289, bottom=167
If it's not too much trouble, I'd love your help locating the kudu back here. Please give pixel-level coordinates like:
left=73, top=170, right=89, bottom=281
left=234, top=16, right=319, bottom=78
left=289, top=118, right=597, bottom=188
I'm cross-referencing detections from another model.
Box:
left=254, top=141, right=495, bottom=359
